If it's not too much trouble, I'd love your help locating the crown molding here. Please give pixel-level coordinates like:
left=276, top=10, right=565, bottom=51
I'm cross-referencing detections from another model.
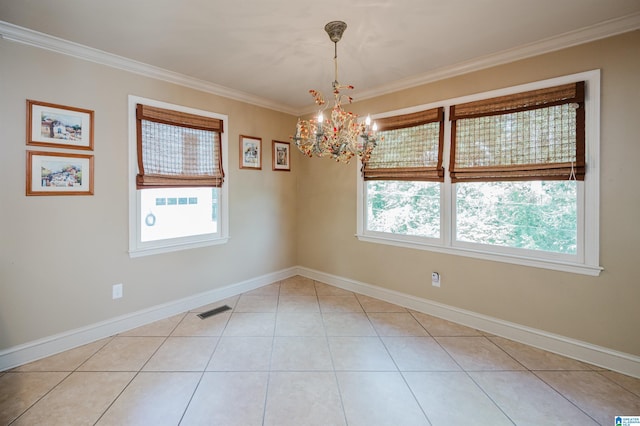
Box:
left=2, top=13, right=639, bottom=116
left=354, top=12, right=640, bottom=103
left=0, top=21, right=299, bottom=115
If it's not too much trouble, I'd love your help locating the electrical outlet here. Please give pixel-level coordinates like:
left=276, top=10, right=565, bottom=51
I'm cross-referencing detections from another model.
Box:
left=112, top=283, right=123, bottom=299
left=431, top=272, right=440, bottom=287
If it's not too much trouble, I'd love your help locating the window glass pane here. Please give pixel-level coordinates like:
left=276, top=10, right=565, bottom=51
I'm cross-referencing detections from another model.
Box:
left=456, top=181, right=577, bottom=254
left=366, top=181, right=440, bottom=238
left=140, top=187, right=218, bottom=242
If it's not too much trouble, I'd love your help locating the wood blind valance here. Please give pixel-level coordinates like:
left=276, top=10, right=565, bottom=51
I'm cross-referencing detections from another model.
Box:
left=449, top=81, right=585, bottom=183
left=363, top=107, right=445, bottom=182
left=136, top=104, right=225, bottom=189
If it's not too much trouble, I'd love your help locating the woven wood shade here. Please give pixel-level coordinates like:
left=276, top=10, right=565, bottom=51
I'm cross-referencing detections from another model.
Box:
left=136, top=104, right=224, bottom=189
left=449, top=82, right=585, bottom=183
left=363, top=107, right=444, bottom=182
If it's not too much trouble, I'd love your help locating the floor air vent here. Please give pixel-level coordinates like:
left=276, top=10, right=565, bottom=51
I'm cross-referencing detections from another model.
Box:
left=197, top=305, right=232, bottom=319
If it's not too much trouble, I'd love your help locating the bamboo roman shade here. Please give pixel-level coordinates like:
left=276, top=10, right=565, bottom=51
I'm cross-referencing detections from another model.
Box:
left=136, top=104, right=224, bottom=189
left=362, top=107, right=444, bottom=181
left=449, top=81, right=585, bottom=182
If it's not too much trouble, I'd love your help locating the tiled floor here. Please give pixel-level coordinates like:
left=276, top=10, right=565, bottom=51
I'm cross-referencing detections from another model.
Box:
left=1, top=276, right=639, bottom=425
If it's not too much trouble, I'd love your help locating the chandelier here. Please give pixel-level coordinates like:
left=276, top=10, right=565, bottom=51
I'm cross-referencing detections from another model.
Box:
left=292, top=21, right=379, bottom=163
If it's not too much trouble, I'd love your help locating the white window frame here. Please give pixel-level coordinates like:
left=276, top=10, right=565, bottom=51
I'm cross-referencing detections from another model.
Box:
left=357, top=70, right=601, bottom=276
left=128, top=95, right=229, bottom=257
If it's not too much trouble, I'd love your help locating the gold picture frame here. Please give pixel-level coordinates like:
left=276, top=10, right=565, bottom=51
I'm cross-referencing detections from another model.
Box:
left=27, top=100, right=94, bottom=150
left=272, top=140, right=290, bottom=171
left=239, top=135, right=262, bottom=170
left=26, top=151, right=94, bottom=196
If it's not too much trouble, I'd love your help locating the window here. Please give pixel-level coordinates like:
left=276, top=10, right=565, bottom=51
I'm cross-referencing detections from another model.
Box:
left=363, top=107, right=444, bottom=240
left=129, top=96, right=229, bottom=257
left=357, top=71, right=601, bottom=275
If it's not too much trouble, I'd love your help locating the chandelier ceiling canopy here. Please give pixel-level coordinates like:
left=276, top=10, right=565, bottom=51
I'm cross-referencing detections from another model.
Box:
left=291, top=21, right=379, bottom=164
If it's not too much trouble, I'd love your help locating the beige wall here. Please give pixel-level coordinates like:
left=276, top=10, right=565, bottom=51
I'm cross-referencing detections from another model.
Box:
left=297, top=30, right=640, bottom=357
left=2, top=30, right=639, bottom=360
left=0, top=39, right=299, bottom=349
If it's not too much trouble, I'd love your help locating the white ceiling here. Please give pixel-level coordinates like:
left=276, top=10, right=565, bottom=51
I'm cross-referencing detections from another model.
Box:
left=1, top=0, right=639, bottom=114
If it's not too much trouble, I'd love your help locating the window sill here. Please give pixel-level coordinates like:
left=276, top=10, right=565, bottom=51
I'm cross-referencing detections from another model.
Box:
left=355, top=233, right=602, bottom=276
left=129, top=237, right=229, bottom=258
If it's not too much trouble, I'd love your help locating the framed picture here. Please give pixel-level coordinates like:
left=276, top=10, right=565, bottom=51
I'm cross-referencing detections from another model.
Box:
left=27, top=99, right=94, bottom=150
left=272, top=140, right=291, bottom=171
left=26, top=151, right=94, bottom=196
left=239, top=135, right=262, bottom=169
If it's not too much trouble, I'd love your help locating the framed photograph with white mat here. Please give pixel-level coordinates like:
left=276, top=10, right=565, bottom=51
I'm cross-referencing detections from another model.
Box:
left=26, top=151, right=94, bottom=196
left=27, top=100, right=94, bottom=150
left=239, top=135, right=262, bottom=170
left=272, top=140, right=290, bottom=171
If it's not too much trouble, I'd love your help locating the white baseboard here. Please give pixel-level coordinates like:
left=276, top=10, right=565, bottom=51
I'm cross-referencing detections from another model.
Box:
left=297, top=266, right=640, bottom=379
left=0, top=267, right=297, bottom=372
left=3, top=265, right=639, bottom=379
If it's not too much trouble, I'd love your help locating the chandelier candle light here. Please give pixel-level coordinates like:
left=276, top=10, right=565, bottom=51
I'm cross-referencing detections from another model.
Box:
left=292, top=21, right=379, bottom=163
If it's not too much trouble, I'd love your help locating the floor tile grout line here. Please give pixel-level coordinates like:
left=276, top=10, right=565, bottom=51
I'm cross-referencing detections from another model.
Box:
left=317, top=278, right=352, bottom=426
left=408, top=310, right=436, bottom=338
left=425, top=331, right=520, bottom=424
left=6, top=370, right=74, bottom=426
left=70, top=335, right=115, bottom=373
left=376, top=336, right=434, bottom=425
left=92, top=321, right=182, bottom=424
left=485, top=335, right=529, bottom=371
left=396, top=370, right=436, bottom=426
left=342, top=289, right=426, bottom=424
left=9, top=333, right=118, bottom=425
left=177, top=322, right=228, bottom=425
left=322, top=279, right=519, bottom=426
left=238, top=280, right=512, bottom=424
left=6, top=277, right=639, bottom=425
left=531, top=370, right=611, bottom=426
left=116, top=298, right=234, bottom=424
left=462, top=370, right=519, bottom=425
left=482, top=332, right=610, bottom=422
left=176, top=292, right=242, bottom=424
left=138, top=334, right=176, bottom=372
left=91, top=371, right=140, bottom=426
left=594, top=369, right=640, bottom=398
left=261, top=279, right=283, bottom=425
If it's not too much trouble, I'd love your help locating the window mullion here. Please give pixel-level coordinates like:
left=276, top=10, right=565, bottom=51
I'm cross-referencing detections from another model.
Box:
left=442, top=105, right=453, bottom=247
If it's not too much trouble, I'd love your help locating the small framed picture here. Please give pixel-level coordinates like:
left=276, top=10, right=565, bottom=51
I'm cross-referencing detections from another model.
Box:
left=26, top=151, right=94, bottom=196
left=27, top=100, right=94, bottom=150
left=272, top=140, right=290, bottom=171
left=239, top=135, right=262, bottom=170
